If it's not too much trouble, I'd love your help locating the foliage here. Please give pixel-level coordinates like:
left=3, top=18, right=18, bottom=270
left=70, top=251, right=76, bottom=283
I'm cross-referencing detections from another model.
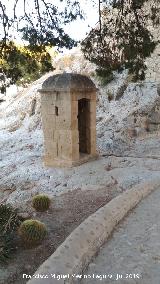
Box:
left=81, top=0, right=159, bottom=81
left=96, top=68, right=114, bottom=85
left=0, top=0, right=83, bottom=47
left=18, top=219, right=47, bottom=246
left=0, top=0, right=160, bottom=90
left=32, top=194, right=51, bottom=212
left=0, top=42, right=54, bottom=93
left=0, top=0, right=84, bottom=92
left=0, top=204, right=21, bottom=263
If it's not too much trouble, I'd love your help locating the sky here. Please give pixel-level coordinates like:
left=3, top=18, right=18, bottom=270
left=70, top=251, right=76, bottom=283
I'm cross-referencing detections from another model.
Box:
left=63, top=0, right=99, bottom=40
left=3, top=0, right=99, bottom=41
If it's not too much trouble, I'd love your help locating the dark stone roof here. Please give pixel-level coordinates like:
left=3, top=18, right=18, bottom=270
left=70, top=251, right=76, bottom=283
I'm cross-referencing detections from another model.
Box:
left=39, top=73, right=97, bottom=92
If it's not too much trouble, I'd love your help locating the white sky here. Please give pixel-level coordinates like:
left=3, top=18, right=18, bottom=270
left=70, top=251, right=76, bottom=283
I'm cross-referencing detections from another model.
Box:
left=4, top=0, right=99, bottom=41
left=63, top=0, right=99, bottom=40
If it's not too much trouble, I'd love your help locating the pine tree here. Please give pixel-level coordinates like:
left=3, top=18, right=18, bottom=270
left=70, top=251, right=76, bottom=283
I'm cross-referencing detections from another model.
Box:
left=81, top=0, right=160, bottom=81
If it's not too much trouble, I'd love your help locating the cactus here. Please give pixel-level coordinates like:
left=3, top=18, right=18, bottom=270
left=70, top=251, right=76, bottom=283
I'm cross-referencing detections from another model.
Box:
left=19, top=219, right=47, bottom=246
left=32, top=194, right=51, bottom=212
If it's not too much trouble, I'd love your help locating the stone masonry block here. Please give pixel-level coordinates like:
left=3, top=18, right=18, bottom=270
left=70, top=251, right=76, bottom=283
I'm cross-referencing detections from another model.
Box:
left=71, top=117, right=78, bottom=129
left=58, top=130, right=73, bottom=159
left=44, top=140, right=57, bottom=158
left=45, top=102, right=56, bottom=115
left=58, top=92, right=71, bottom=101
left=43, top=127, right=54, bottom=139
left=55, top=115, right=72, bottom=130
left=42, top=114, right=56, bottom=130
left=71, top=100, right=78, bottom=114
left=90, top=101, right=96, bottom=113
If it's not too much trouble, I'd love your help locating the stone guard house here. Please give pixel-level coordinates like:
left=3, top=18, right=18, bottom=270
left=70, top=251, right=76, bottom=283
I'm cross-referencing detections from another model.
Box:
left=39, top=73, right=97, bottom=167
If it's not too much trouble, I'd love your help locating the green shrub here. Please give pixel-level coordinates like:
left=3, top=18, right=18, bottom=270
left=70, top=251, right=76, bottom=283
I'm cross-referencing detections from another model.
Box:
left=0, top=235, right=13, bottom=263
left=0, top=204, right=21, bottom=263
left=96, top=68, right=114, bottom=86
left=1, top=42, right=54, bottom=93
left=32, top=194, right=51, bottom=212
left=19, top=219, right=47, bottom=246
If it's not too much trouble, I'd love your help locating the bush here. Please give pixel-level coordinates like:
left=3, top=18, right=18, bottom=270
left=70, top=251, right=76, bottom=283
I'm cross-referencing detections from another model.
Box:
left=96, top=68, right=114, bottom=86
left=0, top=42, right=54, bottom=93
left=18, top=219, right=47, bottom=246
left=0, top=204, right=21, bottom=263
left=32, top=194, right=51, bottom=212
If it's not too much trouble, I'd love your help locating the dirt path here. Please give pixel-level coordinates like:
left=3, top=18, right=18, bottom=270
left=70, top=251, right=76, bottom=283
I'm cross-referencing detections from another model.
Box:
left=81, top=187, right=160, bottom=284
left=0, top=187, right=113, bottom=284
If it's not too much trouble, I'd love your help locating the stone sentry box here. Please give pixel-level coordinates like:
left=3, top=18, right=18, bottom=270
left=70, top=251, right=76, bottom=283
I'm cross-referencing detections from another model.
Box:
left=39, top=73, right=98, bottom=167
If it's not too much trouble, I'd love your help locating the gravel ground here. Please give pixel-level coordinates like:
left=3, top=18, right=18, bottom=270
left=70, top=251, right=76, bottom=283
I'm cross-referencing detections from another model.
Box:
left=81, top=187, right=160, bottom=284
left=0, top=187, right=112, bottom=284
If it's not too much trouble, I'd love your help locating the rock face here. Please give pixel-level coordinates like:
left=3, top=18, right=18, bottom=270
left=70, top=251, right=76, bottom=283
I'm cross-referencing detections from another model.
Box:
left=125, top=95, right=160, bottom=134
left=0, top=34, right=160, bottom=208
left=145, top=1, right=160, bottom=83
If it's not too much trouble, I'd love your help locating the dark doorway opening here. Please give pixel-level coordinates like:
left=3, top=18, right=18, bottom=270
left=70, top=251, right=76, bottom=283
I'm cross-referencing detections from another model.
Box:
left=78, top=98, right=90, bottom=154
